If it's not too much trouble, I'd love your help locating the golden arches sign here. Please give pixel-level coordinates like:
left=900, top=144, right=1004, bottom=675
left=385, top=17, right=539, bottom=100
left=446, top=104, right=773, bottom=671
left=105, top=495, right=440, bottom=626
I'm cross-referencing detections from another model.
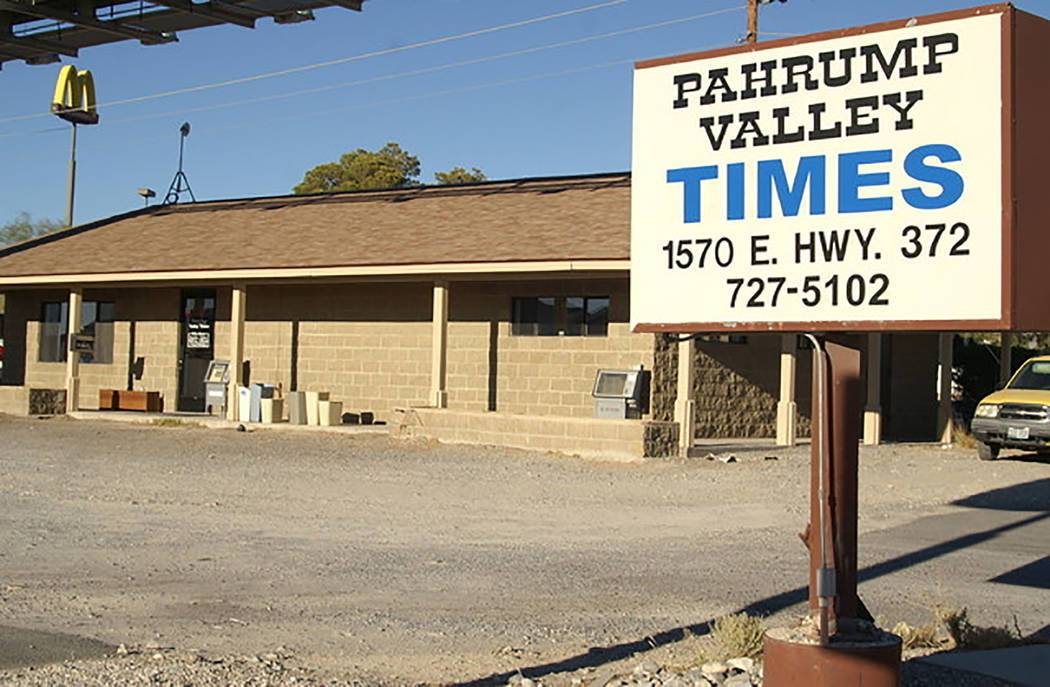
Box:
left=51, top=65, right=99, bottom=125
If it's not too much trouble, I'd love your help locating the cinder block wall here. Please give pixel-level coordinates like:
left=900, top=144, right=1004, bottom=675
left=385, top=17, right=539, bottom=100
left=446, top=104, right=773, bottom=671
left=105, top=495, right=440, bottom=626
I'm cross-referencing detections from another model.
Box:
left=447, top=280, right=657, bottom=418
left=685, top=333, right=938, bottom=441
left=243, top=283, right=431, bottom=416
left=692, top=334, right=815, bottom=438
left=9, top=282, right=940, bottom=441
left=11, top=288, right=181, bottom=411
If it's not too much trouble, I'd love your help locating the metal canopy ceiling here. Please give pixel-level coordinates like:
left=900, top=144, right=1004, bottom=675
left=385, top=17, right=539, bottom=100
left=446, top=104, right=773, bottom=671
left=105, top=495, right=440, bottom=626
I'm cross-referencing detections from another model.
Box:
left=0, top=0, right=365, bottom=67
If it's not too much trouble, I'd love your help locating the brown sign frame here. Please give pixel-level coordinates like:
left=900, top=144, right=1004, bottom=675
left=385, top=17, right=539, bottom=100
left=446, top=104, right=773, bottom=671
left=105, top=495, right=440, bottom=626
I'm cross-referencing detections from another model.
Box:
left=632, top=3, right=1050, bottom=334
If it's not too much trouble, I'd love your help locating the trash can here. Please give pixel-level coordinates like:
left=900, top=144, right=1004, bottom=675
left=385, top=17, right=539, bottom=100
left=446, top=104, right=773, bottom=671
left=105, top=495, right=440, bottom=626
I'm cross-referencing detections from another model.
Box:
left=304, top=391, right=329, bottom=425
left=287, top=391, right=307, bottom=425
left=237, top=386, right=251, bottom=422
left=249, top=383, right=276, bottom=423
left=319, top=400, right=342, bottom=426
left=261, top=397, right=284, bottom=424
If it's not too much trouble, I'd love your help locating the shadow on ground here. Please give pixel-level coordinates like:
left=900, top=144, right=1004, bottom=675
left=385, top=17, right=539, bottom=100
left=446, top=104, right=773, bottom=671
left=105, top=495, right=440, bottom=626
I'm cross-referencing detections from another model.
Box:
left=995, top=451, right=1050, bottom=465
left=453, top=478, right=1050, bottom=686
left=0, top=625, right=114, bottom=670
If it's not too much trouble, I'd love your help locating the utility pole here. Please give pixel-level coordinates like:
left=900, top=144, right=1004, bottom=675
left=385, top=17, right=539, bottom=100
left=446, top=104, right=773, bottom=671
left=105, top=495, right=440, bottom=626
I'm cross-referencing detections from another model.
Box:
left=747, top=0, right=787, bottom=45
left=747, top=0, right=758, bottom=44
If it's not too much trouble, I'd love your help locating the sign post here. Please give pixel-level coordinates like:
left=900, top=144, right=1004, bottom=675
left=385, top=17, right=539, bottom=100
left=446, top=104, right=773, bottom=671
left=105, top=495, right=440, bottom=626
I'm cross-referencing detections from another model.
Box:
left=631, top=4, right=1050, bottom=685
left=51, top=65, right=100, bottom=227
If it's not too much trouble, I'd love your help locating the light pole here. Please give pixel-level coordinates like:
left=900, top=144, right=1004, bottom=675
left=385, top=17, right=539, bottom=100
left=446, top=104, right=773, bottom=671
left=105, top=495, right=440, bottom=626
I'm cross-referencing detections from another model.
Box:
left=164, top=122, right=196, bottom=205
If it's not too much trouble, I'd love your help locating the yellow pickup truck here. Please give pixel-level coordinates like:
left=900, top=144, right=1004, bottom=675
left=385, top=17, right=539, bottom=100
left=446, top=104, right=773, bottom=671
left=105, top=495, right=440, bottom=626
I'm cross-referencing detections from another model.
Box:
left=971, top=355, right=1050, bottom=460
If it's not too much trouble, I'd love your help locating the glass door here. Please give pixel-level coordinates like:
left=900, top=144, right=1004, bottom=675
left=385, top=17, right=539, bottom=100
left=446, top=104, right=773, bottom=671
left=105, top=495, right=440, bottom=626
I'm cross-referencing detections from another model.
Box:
left=177, top=289, right=216, bottom=411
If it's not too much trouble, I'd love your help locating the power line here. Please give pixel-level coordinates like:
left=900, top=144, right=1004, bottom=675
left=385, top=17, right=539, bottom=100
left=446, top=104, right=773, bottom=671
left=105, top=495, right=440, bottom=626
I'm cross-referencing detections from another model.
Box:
left=2, top=40, right=738, bottom=162
left=0, top=4, right=745, bottom=141
left=0, top=0, right=634, bottom=126
left=62, top=6, right=747, bottom=132
left=208, top=41, right=737, bottom=138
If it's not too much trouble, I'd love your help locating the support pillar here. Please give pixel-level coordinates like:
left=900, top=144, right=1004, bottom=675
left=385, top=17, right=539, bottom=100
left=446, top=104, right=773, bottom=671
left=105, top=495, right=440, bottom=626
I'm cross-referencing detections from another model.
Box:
left=776, top=334, right=798, bottom=446
left=65, top=288, right=83, bottom=412
left=863, top=333, right=882, bottom=446
left=227, top=284, right=246, bottom=421
left=430, top=281, right=449, bottom=408
left=675, top=337, right=696, bottom=456
left=937, top=333, right=953, bottom=445
left=1000, top=331, right=1013, bottom=386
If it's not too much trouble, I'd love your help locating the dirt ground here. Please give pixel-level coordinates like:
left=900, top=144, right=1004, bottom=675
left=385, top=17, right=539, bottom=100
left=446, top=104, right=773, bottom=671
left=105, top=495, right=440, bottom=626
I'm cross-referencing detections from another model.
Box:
left=0, top=414, right=1046, bottom=685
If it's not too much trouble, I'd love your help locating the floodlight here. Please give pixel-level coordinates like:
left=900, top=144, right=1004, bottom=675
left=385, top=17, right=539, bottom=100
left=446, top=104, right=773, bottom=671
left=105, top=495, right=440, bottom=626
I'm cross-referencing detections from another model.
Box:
left=25, top=54, right=60, bottom=65
left=274, top=10, right=315, bottom=24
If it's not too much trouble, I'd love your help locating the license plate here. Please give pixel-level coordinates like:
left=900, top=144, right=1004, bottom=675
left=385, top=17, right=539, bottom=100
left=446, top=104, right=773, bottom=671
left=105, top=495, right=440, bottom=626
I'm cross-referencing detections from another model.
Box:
left=1008, top=426, right=1030, bottom=440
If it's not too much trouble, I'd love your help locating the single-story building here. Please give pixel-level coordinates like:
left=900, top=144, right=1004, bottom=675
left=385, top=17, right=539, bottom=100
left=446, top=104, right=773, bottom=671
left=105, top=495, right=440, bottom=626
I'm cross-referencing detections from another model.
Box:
left=0, top=172, right=949, bottom=459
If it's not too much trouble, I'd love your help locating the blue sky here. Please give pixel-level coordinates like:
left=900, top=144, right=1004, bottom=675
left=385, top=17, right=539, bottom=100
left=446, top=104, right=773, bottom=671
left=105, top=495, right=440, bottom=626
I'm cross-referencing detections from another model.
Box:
left=1, top=0, right=1048, bottom=226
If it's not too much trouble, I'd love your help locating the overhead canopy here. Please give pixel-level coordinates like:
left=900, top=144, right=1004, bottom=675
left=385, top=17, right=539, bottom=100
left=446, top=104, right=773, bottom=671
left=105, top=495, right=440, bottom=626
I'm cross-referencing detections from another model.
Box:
left=0, top=0, right=366, bottom=67
left=0, top=173, right=631, bottom=286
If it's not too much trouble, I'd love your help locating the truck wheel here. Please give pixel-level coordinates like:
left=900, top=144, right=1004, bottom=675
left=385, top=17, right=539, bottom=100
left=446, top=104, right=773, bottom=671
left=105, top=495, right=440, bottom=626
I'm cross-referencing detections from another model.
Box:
left=977, top=441, right=1000, bottom=461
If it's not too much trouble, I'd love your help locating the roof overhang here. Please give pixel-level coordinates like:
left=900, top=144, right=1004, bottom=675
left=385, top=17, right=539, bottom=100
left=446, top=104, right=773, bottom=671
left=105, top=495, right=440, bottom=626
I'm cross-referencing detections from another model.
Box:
left=0, top=258, right=631, bottom=289
left=0, top=0, right=367, bottom=68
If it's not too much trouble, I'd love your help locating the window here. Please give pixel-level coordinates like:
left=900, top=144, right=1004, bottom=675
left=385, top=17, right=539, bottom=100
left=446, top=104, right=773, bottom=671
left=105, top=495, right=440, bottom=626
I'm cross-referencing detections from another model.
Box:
left=697, top=333, right=748, bottom=345
left=511, top=296, right=609, bottom=336
left=39, top=300, right=115, bottom=364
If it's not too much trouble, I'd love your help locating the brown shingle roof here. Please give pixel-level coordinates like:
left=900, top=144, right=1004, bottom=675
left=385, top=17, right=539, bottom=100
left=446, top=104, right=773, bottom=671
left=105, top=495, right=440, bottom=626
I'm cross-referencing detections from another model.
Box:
left=0, top=173, right=630, bottom=280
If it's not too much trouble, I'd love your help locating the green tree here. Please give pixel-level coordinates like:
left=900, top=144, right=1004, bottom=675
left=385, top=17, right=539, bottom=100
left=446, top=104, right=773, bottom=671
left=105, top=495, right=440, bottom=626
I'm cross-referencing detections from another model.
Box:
left=0, top=212, right=63, bottom=246
left=293, top=142, right=422, bottom=194
left=433, top=166, right=487, bottom=185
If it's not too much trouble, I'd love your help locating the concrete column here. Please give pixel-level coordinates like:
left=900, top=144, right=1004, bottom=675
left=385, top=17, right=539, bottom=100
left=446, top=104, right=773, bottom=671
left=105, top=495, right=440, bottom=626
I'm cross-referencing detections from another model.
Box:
left=776, top=334, right=797, bottom=446
left=863, top=333, right=882, bottom=446
left=674, top=337, right=696, bottom=455
left=65, top=287, right=83, bottom=413
left=227, top=284, right=246, bottom=421
left=1000, top=331, right=1013, bottom=386
left=430, top=281, right=449, bottom=408
left=937, top=332, right=954, bottom=444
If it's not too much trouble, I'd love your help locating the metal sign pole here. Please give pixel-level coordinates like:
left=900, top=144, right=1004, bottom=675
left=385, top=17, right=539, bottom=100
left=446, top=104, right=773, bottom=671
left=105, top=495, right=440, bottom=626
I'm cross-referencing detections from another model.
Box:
left=765, top=336, right=898, bottom=687
left=65, top=122, right=77, bottom=227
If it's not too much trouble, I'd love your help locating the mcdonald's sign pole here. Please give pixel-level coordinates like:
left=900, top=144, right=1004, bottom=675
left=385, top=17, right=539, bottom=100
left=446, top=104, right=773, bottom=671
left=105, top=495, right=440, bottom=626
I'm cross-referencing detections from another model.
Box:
left=50, top=66, right=100, bottom=227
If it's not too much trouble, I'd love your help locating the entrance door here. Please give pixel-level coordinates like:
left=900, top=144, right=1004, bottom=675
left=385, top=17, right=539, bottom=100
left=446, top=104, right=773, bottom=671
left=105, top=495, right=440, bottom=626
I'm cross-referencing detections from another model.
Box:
left=177, top=289, right=216, bottom=412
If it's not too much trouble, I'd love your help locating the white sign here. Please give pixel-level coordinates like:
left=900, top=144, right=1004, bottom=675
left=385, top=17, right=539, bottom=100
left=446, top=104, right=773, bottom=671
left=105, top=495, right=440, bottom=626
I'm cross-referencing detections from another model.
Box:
left=631, top=12, right=1003, bottom=331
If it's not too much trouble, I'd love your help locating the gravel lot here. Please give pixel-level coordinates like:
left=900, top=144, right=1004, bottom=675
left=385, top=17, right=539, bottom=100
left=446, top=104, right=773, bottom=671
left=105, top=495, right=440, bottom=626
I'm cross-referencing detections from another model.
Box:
left=0, top=414, right=1046, bottom=686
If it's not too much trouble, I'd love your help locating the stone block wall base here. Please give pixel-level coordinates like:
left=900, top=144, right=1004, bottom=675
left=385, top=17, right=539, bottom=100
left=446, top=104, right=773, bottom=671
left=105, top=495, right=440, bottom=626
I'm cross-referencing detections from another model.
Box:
left=29, top=388, right=67, bottom=415
left=643, top=421, right=678, bottom=458
left=392, top=408, right=678, bottom=461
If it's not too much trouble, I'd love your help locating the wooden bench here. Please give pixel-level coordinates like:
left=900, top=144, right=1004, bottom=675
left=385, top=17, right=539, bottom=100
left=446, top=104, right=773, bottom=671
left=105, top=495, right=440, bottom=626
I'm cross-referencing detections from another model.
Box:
left=99, top=389, right=163, bottom=412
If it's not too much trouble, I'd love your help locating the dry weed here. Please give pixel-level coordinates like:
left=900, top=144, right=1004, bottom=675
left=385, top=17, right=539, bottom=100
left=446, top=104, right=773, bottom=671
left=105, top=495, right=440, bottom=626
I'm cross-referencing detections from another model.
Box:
left=936, top=606, right=1023, bottom=650
left=150, top=418, right=201, bottom=428
left=952, top=424, right=977, bottom=448
left=892, top=619, right=941, bottom=650
left=697, top=613, right=765, bottom=663
left=891, top=605, right=1024, bottom=651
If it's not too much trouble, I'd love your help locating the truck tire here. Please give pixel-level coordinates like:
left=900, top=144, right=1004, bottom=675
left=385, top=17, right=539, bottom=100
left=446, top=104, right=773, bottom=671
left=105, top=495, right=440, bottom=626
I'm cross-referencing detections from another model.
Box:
left=977, top=441, right=1000, bottom=461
